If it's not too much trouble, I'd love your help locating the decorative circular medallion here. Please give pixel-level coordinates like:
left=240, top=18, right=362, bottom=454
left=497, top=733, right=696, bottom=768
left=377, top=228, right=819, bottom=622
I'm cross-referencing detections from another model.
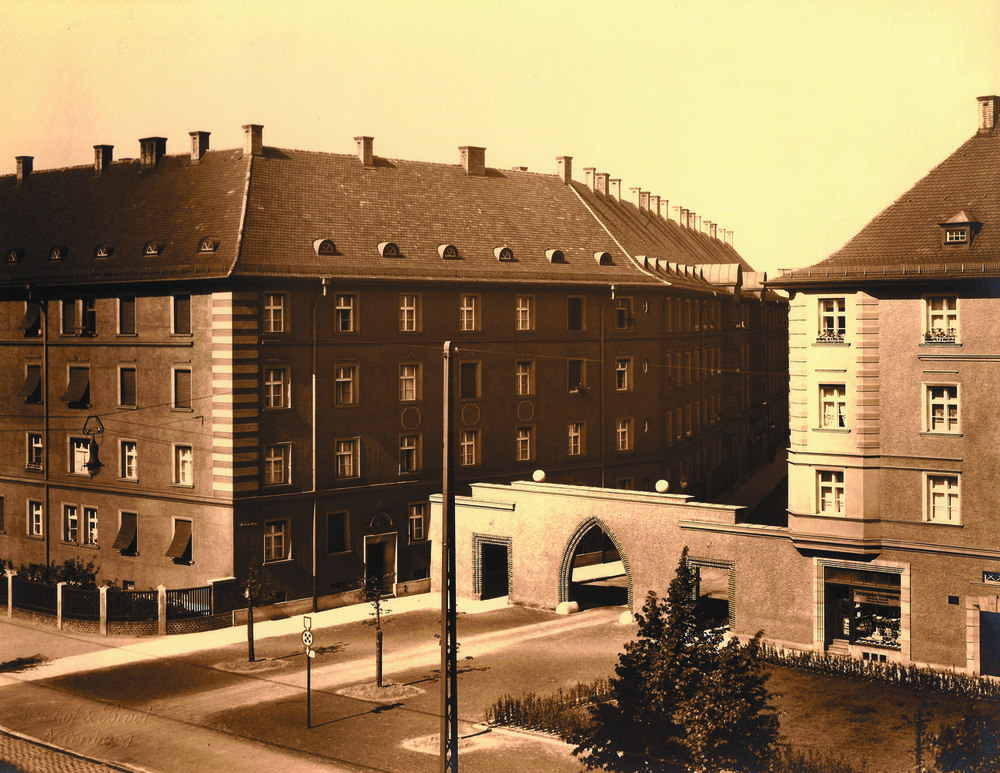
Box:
left=461, top=403, right=480, bottom=425
left=401, top=406, right=421, bottom=430
left=516, top=400, right=534, bottom=422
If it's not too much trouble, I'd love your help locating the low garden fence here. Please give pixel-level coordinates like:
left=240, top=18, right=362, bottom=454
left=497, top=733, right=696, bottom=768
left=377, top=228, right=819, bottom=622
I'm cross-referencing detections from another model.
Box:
left=10, top=578, right=57, bottom=615
left=166, top=586, right=212, bottom=619
left=61, top=585, right=100, bottom=621
left=107, top=589, right=158, bottom=621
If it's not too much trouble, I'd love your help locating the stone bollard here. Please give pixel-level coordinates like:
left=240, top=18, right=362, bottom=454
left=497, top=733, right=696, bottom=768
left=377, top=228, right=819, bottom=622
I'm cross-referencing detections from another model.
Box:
left=6, top=571, right=15, bottom=619
left=56, top=581, right=66, bottom=629
left=157, top=585, right=167, bottom=636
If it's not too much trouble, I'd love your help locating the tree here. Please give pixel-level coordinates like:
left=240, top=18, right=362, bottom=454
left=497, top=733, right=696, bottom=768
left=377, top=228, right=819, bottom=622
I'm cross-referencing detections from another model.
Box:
left=573, top=547, right=779, bottom=772
left=932, top=704, right=1000, bottom=772
left=361, top=570, right=394, bottom=687
left=240, top=565, right=270, bottom=663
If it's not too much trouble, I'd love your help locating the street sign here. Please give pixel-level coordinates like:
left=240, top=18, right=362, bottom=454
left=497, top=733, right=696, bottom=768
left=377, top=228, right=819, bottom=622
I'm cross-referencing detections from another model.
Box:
left=302, top=630, right=314, bottom=647
left=303, top=615, right=312, bottom=630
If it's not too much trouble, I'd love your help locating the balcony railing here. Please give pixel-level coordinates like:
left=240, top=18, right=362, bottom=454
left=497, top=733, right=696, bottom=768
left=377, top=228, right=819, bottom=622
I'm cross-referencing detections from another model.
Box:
left=923, top=328, right=958, bottom=343
left=816, top=329, right=845, bottom=343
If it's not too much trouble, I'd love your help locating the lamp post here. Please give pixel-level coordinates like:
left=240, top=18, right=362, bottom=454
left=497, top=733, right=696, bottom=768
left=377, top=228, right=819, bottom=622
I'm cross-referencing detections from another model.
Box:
left=440, top=341, right=458, bottom=771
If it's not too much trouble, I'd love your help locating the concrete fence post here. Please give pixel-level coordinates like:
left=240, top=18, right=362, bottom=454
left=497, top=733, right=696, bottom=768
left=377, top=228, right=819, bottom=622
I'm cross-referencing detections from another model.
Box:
left=157, top=585, right=167, bottom=636
left=56, top=581, right=66, bottom=629
left=99, top=586, right=108, bottom=636
left=6, top=571, right=15, bottom=618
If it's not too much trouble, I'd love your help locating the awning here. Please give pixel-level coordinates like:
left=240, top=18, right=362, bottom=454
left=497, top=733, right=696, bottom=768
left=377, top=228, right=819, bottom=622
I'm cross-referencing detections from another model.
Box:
left=16, top=367, right=40, bottom=398
left=17, top=303, right=40, bottom=331
left=60, top=367, right=90, bottom=403
left=165, top=520, right=192, bottom=559
left=112, top=513, right=137, bottom=551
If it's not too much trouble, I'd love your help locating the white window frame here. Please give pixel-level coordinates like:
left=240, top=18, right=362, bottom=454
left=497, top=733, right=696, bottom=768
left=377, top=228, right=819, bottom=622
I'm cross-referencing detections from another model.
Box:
left=459, top=294, right=480, bottom=332
left=120, top=439, right=138, bottom=481
left=615, top=357, right=633, bottom=392
left=173, top=444, right=193, bottom=487
left=26, top=432, right=43, bottom=470
left=616, top=417, right=633, bottom=452
left=924, top=296, right=958, bottom=343
left=817, top=469, right=845, bottom=515
left=335, top=437, right=360, bottom=479
left=399, top=363, right=421, bottom=402
left=399, top=294, right=420, bottom=332
left=399, top=434, right=421, bottom=474
left=335, top=363, right=358, bottom=406
left=459, top=429, right=480, bottom=467
left=263, top=367, right=289, bottom=410
left=944, top=228, right=967, bottom=244
left=820, top=384, right=847, bottom=429
left=69, top=437, right=91, bottom=475
left=264, top=519, right=290, bottom=562
left=615, top=297, right=633, bottom=330
left=925, top=384, right=960, bottom=434
left=408, top=502, right=427, bottom=543
left=515, top=295, right=534, bottom=331
left=63, top=504, right=78, bottom=543
left=818, top=298, right=846, bottom=342
left=264, top=443, right=292, bottom=486
left=515, top=360, right=534, bottom=397
left=925, top=473, right=960, bottom=524
left=263, top=293, right=286, bottom=334
left=83, top=506, right=98, bottom=546
left=28, top=501, right=43, bottom=537
left=568, top=422, right=584, bottom=456
left=335, top=293, right=356, bottom=333
left=515, top=426, right=533, bottom=462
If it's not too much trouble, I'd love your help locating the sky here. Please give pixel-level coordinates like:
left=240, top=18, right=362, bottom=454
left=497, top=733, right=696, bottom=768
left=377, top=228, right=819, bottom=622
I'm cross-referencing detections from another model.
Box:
left=1, top=0, right=999, bottom=276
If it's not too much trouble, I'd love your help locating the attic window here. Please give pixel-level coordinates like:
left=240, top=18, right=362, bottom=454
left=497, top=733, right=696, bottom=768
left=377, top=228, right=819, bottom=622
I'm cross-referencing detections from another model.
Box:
left=144, top=241, right=160, bottom=256
left=94, top=245, right=110, bottom=259
left=316, top=239, right=336, bottom=256
left=594, top=251, right=613, bottom=265
left=438, top=244, right=460, bottom=260
left=944, top=228, right=967, bottom=244
left=378, top=241, right=400, bottom=257
left=198, top=237, right=217, bottom=253
left=494, top=246, right=515, bottom=261
left=546, top=249, right=566, bottom=264
left=6, top=249, right=22, bottom=264
left=49, top=246, right=65, bottom=261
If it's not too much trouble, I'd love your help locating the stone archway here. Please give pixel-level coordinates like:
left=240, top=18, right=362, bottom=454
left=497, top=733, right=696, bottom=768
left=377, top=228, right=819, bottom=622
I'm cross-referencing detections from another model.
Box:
left=558, top=516, right=633, bottom=611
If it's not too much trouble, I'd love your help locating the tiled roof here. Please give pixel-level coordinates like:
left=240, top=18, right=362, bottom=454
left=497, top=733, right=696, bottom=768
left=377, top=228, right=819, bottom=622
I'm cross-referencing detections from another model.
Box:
left=0, top=151, right=250, bottom=286
left=774, top=128, right=1000, bottom=286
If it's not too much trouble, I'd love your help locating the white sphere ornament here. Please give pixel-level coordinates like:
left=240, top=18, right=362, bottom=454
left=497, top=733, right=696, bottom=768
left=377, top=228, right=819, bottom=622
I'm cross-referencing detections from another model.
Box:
left=655, top=479, right=669, bottom=493
left=532, top=469, right=546, bottom=482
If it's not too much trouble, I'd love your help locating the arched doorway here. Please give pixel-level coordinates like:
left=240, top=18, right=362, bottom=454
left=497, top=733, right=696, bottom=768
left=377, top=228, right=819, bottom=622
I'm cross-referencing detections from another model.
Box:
left=559, top=517, right=632, bottom=611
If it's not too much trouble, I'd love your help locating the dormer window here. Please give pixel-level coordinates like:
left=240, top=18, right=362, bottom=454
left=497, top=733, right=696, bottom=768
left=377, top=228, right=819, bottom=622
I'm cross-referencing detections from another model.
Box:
left=315, top=239, right=336, bottom=256
left=94, top=245, right=110, bottom=259
left=944, top=228, right=967, bottom=244
left=144, top=241, right=161, bottom=256
left=594, top=251, right=613, bottom=265
left=939, top=211, right=979, bottom=248
left=198, top=237, right=217, bottom=253
left=49, top=246, right=65, bottom=261
left=438, top=244, right=460, bottom=260
left=6, top=249, right=22, bottom=264
left=494, top=246, right=514, bottom=261
left=378, top=241, right=400, bottom=257
left=546, top=249, right=566, bottom=263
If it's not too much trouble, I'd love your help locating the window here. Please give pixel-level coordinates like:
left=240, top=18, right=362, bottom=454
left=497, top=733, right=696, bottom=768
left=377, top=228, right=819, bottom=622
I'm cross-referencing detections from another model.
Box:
left=18, top=364, right=41, bottom=404
left=113, top=512, right=138, bottom=555
left=0, top=497, right=4, bottom=532
left=118, top=297, right=136, bottom=335
left=818, top=298, right=846, bottom=342
left=926, top=385, right=960, bottom=433
left=567, top=297, right=585, bottom=331
left=568, top=422, right=585, bottom=456
left=408, top=503, right=427, bottom=542
left=263, top=367, right=289, bottom=409
left=81, top=297, right=96, bottom=336
left=70, top=437, right=92, bottom=475
left=399, top=434, right=421, bottom=473
left=926, top=474, right=960, bottom=524
left=818, top=470, right=845, bottom=515
left=83, top=507, right=98, bottom=546
left=515, top=295, right=534, bottom=331
left=327, top=511, right=349, bottom=553
left=173, top=445, right=193, bottom=486
left=119, top=366, right=137, bottom=407
left=172, top=294, right=191, bottom=335
left=459, top=361, right=481, bottom=399
left=399, top=294, right=420, bottom=332
left=568, top=359, right=586, bottom=393
left=615, top=297, right=633, bottom=330
left=944, top=228, right=967, bottom=244
left=165, top=519, right=193, bottom=563
left=26, top=433, right=43, bottom=470
left=515, top=426, right=533, bottom=461
left=335, top=294, right=356, bottom=333
left=173, top=368, right=192, bottom=410
left=18, top=301, right=41, bottom=337
left=399, top=363, right=421, bottom=402
left=335, top=438, right=359, bottom=479
left=120, top=440, right=138, bottom=480
left=63, top=505, right=78, bottom=543
left=459, top=429, right=480, bottom=466
left=198, top=237, right=216, bottom=253
left=61, top=366, right=90, bottom=407
left=459, top=294, right=480, bottom=331
left=28, top=501, right=43, bottom=537
left=820, top=384, right=846, bottom=428
left=515, top=360, right=534, bottom=397
left=264, top=443, right=291, bottom=486
left=264, top=520, right=289, bottom=562
left=615, top=357, right=633, bottom=391
left=61, top=299, right=75, bottom=335
left=335, top=364, right=358, bottom=406
left=984, top=571, right=1000, bottom=584
left=616, top=417, right=634, bottom=452
left=925, top=297, right=958, bottom=343
left=263, top=293, right=285, bottom=334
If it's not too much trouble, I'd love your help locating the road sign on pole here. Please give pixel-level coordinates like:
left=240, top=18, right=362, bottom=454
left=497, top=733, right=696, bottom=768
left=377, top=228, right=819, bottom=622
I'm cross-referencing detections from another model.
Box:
left=303, top=619, right=315, bottom=728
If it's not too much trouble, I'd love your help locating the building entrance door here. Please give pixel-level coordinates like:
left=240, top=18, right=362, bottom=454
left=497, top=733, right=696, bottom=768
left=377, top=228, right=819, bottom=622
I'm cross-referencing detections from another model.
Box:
left=365, top=533, right=397, bottom=595
left=981, top=611, right=1000, bottom=676
left=480, top=543, right=509, bottom=600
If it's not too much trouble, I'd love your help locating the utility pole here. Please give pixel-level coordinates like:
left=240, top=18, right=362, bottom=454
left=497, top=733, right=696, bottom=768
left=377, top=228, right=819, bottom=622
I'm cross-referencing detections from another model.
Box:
left=440, top=341, right=458, bottom=771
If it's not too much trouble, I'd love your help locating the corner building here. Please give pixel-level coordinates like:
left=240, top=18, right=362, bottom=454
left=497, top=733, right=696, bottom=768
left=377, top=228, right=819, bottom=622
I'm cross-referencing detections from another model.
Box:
left=772, top=95, right=1000, bottom=673
left=0, top=127, right=786, bottom=606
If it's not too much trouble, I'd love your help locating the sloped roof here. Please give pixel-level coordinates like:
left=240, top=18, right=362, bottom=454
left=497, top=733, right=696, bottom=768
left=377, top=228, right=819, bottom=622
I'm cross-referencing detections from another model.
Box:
left=773, top=128, right=1000, bottom=287
left=0, top=150, right=249, bottom=286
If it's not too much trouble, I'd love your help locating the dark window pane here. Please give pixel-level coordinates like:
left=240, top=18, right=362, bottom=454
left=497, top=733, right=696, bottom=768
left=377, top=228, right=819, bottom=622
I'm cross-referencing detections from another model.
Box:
left=327, top=512, right=349, bottom=553
left=120, top=368, right=137, bottom=407
left=459, top=362, right=480, bottom=399
left=568, top=297, right=584, bottom=331
left=173, top=295, right=191, bottom=335
left=174, top=370, right=192, bottom=409
left=119, top=297, right=136, bottom=335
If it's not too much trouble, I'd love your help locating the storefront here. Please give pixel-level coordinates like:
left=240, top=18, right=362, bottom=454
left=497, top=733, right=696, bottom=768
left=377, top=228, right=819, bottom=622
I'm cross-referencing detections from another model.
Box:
left=824, top=567, right=901, bottom=651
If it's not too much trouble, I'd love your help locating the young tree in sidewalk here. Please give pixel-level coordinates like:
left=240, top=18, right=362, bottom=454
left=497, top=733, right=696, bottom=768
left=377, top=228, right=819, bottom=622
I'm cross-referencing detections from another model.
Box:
left=240, top=565, right=271, bottom=663
left=573, top=546, right=779, bottom=772
left=361, top=570, right=394, bottom=688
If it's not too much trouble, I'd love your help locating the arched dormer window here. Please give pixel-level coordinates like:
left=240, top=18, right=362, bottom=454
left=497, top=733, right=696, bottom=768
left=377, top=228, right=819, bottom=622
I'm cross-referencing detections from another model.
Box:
left=378, top=241, right=400, bottom=257
left=438, top=244, right=460, bottom=260
left=94, top=245, right=110, bottom=259
left=198, top=237, right=217, bottom=253
left=494, top=246, right=514, bottom=262
left=144, top=241, right=161, bottom=256
left=49, top=246, right=66, bottom=261
left=314, top=239, right=337, bottom=256
left=594, top=251, right=613, bottom=265
left=6, top=248, right=23, bottom=264
left=546, top=249, right=566, bottom=263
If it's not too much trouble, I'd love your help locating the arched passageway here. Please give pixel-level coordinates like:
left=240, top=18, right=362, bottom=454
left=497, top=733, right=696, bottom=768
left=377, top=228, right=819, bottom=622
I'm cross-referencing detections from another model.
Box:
left=559, top=518, right=632, bottom=611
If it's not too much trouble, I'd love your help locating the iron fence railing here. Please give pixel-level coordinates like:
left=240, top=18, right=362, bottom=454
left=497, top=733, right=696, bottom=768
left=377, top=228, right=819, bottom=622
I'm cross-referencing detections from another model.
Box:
left=107, top=589, right=158, bottom=621
left=61, top=585, right=100, bottom=620
left=166, top=586, right=212, bottom=619
left=11, top=578, right=57, bottom=614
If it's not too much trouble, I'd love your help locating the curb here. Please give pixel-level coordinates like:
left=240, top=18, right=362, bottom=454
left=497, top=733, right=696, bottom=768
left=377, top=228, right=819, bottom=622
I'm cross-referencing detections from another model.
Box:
left=0, top=724, right=156, bottom=773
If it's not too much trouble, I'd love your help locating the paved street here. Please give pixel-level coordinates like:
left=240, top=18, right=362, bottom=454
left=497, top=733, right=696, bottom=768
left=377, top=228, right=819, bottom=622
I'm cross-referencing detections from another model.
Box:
left=0, top=596, right=633, bottom=772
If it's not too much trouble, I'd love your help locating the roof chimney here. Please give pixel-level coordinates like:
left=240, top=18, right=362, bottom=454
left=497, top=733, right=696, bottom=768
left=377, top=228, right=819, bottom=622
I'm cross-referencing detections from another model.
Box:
left=15, top=156, right=32, bottom=183
left=649, top=194, right=660, bottom=215
left=139, top=137, right=167, bottom=167
left=556, top=155, right=572, bottom=184
left=189, top=131, right=210, bottom=162
left=242, top=124, right=263, bottom=157
left=725, top=230, right=734, bottom=246
left=610, top=178, right=622, bottom=202
left=709, top=223, right=718, bottom=239
left=355, top=136, right=374, bottom=166
left=630, top=186, right=641, bottom=207
left=679, top=208, right=689, bottom=227
left=639, top=191, right=650, bottom=211
left=696, top=214, right=702, bottom=232
left=93, top=145, right=113, bottom=174
left=595, top=172, right=609, bottom=196
left=978, top=95, right=1000, bottom=133
left=658, top=198, right=669, bottom=219
left=459, top=146, right=486, bottom=175
left=583, top=167, right=596, bottom=191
